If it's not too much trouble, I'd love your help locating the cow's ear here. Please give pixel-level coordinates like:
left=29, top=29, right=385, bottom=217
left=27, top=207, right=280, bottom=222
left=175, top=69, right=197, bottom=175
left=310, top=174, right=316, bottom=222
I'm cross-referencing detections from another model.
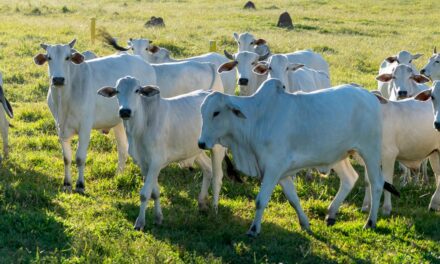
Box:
left=148, top=45, right=160, bottom=54
left=385, top=56, right=398, bottom=63
left=287, top=63, right=305, bottom=72
left=68, top=39, right=77, bottom=48
left=98, top=87, right=118, bottom=98
left=33, top=54, right=47, bottom=65
left=71, top=52, right=85, bottom=64
left=136, top=85, right=160, bottom=97
left=414, top=89, right=432, bottom=101
left=372, top=92, right=388, bottom=104
left=233, top=32, right=239, bottom=41
left=253, top=38, right=266, bottom=46
left=412, top=74, right=430, bottom=84
left=226, top=103, right=246, bottom=119
left=218, top=61, right=237, bottom=73
left=376, top=73, right=393, bottom=82
left=252, top=63, right=268, bottom=75
left=412, top=53, right=423, bottom=60
left=40, top=43, right=48, bottom=50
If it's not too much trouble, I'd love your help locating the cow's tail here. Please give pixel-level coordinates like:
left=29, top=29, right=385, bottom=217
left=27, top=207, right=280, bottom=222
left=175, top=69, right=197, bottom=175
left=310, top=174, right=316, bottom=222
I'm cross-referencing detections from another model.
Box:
left=384, top=182, right=400, bottom=197
left=99, top=29, right=130, bottom=52
left=207, top=63, right=224, bottom=92
left=224, top=154, right=243, bottom=183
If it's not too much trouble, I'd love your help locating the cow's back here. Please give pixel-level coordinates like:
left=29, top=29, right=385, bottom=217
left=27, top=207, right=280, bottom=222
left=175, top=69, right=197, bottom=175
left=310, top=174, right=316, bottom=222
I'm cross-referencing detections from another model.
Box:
left=285, top=50, right=329, bottom=74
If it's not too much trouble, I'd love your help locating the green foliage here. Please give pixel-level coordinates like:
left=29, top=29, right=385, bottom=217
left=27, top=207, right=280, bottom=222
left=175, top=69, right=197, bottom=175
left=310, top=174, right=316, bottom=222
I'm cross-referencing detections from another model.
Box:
left=0, top=0, right=439, bottom=263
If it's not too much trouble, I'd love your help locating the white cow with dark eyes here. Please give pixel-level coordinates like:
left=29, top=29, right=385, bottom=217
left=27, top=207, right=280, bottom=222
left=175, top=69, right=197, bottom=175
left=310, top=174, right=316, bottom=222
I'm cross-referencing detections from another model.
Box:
left=0, top=72, right=13, bottom=161
left=198, top=79, right=397, bottom=237
left=103, top=34, right=236, bottom=95
left=378, top=50, right=423, bottom=98
left=420, top=47, right=440, bottom=81
left=98, top=76, right=225, bottom=230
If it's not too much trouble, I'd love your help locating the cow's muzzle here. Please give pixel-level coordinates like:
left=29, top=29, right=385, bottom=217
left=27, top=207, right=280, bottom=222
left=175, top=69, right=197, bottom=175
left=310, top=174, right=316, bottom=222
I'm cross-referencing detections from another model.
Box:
left=397, top=91, right=408, bottom=99
left=238, top=78, right=249, bottom=86
left=119, top=108, right=132, bottom=119
left=434, top=122, right=440, bottom=131
left=52, top=77, right=65, bottom=86
left=198, top=141, right=207, bottom=150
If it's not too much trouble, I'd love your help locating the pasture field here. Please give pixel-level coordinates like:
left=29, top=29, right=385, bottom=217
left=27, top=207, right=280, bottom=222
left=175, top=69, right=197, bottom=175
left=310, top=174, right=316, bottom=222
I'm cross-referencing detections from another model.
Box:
left=0, top=0, right=439, bottom=263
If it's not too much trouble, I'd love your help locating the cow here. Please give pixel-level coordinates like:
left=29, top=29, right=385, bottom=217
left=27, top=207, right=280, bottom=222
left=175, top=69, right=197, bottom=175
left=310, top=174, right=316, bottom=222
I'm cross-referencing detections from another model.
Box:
left=378, top=50, right=423, bottom=98
left=97, top=76, right=225, bottom=230
left=231, top=32, right=330, bottom=74
left=252, top=54, right=331, bottom=93
left=360, top=91, right=440, bottom=214
left=81, top=50, right=98, bottom=60
left=420, top=47, right=440, bottom=81
left=33, top=39, right=157, bottom=193
left=0, top=72, right=13, bottom=161
left=198, top=79, right=398, bottom=236
left=101, top=32, right=236, bottom=95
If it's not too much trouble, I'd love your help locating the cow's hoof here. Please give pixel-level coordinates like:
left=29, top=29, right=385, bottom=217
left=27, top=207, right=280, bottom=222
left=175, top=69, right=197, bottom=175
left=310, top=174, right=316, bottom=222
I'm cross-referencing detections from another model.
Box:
left=246, top=225, right=259, bottom=238
left=198, top=201, right=209, bottom=213
left=429, top=201, right=440, bottom=211
left=363, top=219, right=376, bottom=229
left=63, top=185, right=72, bottom=193
left=325, top=216, right=336, bottom=226
left=361, top=204, right=370, bottom=213
left=300, top=223, right=312, bottom=234
left=75, top=182, right=85, bottom=194
left=382, top=206, right=392, bottom=216
left=154, top=214, right=163, bottom=226
left=75, top=187, right=85, bottom=195
left=134, top=217, right=145, bottom=231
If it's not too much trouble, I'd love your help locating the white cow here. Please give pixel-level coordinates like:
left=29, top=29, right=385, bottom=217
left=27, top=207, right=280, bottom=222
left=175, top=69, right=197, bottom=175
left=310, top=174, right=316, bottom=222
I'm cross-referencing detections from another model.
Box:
left=103, top=34, right=236, bottom=95
left=34, top=39, right=157, bottom=193
left=420, top=47, right=440, bottom=81
left=231, top=32, right=330, bottom=73
left=378, top=50, right=423, bottom=98
left=0, top=72, right=13, bottom=161
left=252, top=54, right=331, bottom=93
left=98, top=77, right=225, bottom=230
left=198, top=79, right=397, bottom=236
left=361, top=92, right=440, bottom=214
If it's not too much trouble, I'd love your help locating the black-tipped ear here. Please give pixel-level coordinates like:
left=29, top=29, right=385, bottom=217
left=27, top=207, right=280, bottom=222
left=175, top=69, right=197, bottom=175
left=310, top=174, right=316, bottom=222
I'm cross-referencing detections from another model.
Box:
left=385, top=56, right=398, bottom=63
left=136, top=85, right=160, bottom=97
left=414, top=89, right=432, bottom=101
left=97, top=87, right=118, bottom=98
left=224, top=50, right=234, bottom=60
left=40, top=43, right=48, bottom=50
left=68, top=39, right=77, bottom=48
left=226, top=103, right=246, bottom=119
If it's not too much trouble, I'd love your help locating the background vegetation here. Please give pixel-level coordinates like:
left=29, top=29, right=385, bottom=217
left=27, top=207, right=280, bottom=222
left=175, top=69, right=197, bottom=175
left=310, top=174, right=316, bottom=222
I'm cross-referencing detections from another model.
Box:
left=0, top=0, right=438, bottom=263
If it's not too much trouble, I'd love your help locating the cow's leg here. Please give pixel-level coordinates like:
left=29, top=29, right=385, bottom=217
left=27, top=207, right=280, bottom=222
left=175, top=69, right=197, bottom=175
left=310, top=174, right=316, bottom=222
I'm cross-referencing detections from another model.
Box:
left=381, top=156, right=397, bottom=216
left=134, top=163, right=160, bottom=231
left=211, top=145, right=225, bottom=213
left=152, top=181, right=163, bottom=225
left=195, top=152, right=212, bottom=212
left=60, top=138, right=73, bottom=192
left=0, top=111, right=8, bottom=161
left=361, top=155, right=384, bottom=229
left=247, top=170, right=280, bottom=237
left=278, top=176, right=310, bottom=231
left=326, top=158, right=359, bottom=226
left=422, top=159, right=429, bottom=185
left=400, top=163, right=410, bottom=186
left=362, top=178, right=371, bottom=212
left=75, top=128, right=92, bottom=194
left=428, top=153, right=440, bottom=211
left=113, top=122, right=128, bottom=173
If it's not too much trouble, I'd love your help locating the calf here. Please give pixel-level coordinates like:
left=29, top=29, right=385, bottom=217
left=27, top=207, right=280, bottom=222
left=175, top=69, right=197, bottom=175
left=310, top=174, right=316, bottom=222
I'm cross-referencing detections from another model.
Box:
left=198, top=79, right=397, bottom=236
left=98, top=77, right=225, bottom=230
left=0, top=72, right=13, bottom=161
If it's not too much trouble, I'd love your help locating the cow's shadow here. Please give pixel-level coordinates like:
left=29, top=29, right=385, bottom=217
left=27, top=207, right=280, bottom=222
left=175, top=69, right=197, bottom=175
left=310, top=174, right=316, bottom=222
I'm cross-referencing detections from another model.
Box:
left=0, top=160, right=71, bottom=262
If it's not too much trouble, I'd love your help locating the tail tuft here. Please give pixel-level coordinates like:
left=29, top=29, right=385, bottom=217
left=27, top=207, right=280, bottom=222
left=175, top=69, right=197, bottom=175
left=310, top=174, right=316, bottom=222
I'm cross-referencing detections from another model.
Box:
left=384, top=182, right=400, bottom=198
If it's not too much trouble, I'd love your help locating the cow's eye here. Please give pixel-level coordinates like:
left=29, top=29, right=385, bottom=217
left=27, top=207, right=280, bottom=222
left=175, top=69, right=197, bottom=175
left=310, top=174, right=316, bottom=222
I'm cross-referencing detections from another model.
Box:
left=47, top=56, right=52, bottom=61
left=435, top=61, right=440, bottom=64
left=65, top=56, right=70, bottom=61
left=432, top=95, right=435, bottom=100
left=213, top=111, right=220, bottom=118
left=409, top=60, right=412, bottom=63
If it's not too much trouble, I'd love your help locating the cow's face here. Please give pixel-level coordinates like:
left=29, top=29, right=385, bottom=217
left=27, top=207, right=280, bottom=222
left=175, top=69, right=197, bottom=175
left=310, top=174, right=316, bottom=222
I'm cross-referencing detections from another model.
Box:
left=376, top=64, right=429, bottom=100
left=129, top=38, right=151, bottom=60
left=98, top=76, right=159, bottom=120
left=199, top=92, right=246, bottom=150
left=421, top=53, right=440, bottom=81
left=253, top=55, right=304, bottom=87
left=233, top=32, right=266, bottom=54
left=414, top=81, right=440, bottom=131
left=33, top=39, right=84, bottom=87
left=385, top=50, right=422, bottom=65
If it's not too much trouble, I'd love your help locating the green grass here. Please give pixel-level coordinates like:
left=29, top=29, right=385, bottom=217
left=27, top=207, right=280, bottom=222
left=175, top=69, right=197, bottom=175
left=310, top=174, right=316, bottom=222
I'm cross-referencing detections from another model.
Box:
left=0, top=0, right=439, bottom=263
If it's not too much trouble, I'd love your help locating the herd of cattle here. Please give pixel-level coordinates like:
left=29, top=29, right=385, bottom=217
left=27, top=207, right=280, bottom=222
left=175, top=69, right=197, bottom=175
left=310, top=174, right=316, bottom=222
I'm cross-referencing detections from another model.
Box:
left=0, top=31, right=439, bottom=237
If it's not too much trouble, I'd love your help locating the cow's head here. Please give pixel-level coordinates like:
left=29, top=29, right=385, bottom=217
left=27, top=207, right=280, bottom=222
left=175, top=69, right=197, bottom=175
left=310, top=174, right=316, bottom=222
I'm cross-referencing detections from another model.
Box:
left=33, top=39, right=85, bottom=87
left=98, top=76, right=159, bottom=120
left=385, top=50, right=423, bottom=65
left=233, top=32, right=267, bottom=53
left=198, top=91, right=246, bottom=150
left=414, top=81, right=440, bottom=131
left=420, top=47, right=440, bottom=81
left=253, top=54, right=304, bottom=87
left=219, top=51, right=269, bottom=96
left=376, top=64, right=429, bottom=100
left=128, top=38, right=153, bottom=60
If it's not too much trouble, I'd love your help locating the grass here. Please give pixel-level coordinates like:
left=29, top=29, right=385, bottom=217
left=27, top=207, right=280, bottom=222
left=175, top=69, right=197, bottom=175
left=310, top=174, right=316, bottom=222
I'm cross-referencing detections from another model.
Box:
left=0, top=0, right=439, bottom=263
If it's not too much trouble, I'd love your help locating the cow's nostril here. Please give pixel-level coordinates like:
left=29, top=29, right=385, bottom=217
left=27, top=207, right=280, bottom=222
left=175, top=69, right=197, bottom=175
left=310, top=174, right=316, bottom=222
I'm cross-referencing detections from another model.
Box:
left=398, top=91, right=408, bottom=97
left=198, top=141, right=206, bottom=149
left=119, top=109, right=132, bottom=119
left=52, top=77, right=65, bottom=86
left=434, top=122, right=440, bottom=130
left=238, top=78, right=249, bottom=86
left=420, top=69, right=426, bottom=75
